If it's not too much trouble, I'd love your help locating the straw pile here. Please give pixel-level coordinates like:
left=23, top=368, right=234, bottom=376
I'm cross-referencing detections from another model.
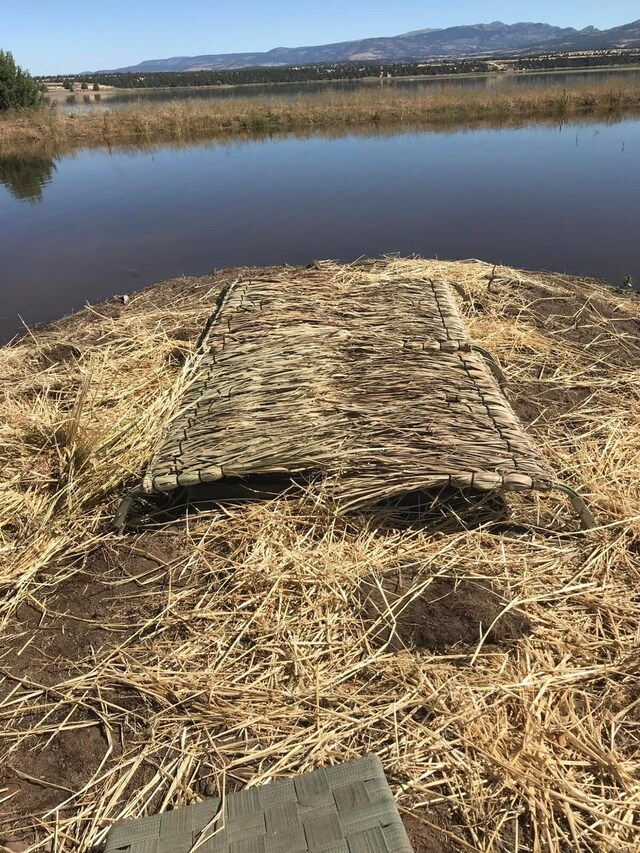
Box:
left=1, top=259, right=639, bottom=853
left=139, top=276, right=553, bottom=511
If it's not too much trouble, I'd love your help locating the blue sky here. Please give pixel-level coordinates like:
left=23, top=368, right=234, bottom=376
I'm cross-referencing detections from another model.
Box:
left=5, top=1, right=639, bottom=75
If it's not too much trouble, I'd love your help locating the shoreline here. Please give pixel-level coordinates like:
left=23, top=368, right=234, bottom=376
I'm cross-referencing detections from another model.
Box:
left=3, top=78, right=640, bottom=152
left=41, top=62, right=640, bottom=97
left=2, top=111, right=631, bottom=160
left=3, top=260, right=632, bottom=348
left=17, top=263, right=627, bottom=341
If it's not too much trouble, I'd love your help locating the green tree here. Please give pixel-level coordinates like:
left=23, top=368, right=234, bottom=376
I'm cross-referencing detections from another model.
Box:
left=0, top=50, right=41, bottom=111
left=92, top=82, right=100, bottom=91
left=80, top=81, right=88, bottom=90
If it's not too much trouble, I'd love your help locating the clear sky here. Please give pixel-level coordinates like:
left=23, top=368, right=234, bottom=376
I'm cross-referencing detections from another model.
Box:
left=4, top=0, right=639, bottom=75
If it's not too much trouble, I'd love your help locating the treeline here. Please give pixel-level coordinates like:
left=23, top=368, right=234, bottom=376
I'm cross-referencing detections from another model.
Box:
left=39, top=59, right=491, bottom=89
left=516, top=51, right=640, bottom=71
left=36, top=51, right=640, bottom=91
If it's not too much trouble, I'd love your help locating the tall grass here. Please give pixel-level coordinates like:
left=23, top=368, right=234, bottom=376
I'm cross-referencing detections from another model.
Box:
left=2, top=80, right=640, bottom=151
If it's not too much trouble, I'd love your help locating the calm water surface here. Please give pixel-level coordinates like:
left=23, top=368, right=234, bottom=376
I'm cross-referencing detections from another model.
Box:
left=1, top=118, right=639, bottom=340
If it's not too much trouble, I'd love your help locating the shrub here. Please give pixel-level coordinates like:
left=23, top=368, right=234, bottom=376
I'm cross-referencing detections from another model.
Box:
left=0, top=50, right=41, bottom=111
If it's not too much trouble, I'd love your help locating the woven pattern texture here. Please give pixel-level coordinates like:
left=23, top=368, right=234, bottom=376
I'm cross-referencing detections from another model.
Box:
left=104, top=754, right=412, bottom=853
left=142, top=277, right=554, bottom=508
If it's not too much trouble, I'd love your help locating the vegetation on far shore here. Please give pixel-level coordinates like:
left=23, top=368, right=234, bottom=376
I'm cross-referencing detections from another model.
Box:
left=41, top=59, right=493, bottom=90
left=37, top=49, right=640, bottom=90
left=2, top=79, right=640, bottom=152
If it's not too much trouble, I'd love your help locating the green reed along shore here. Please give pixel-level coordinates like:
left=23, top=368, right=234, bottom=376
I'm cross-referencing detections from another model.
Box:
left=2, top=79, right=640, bottom=151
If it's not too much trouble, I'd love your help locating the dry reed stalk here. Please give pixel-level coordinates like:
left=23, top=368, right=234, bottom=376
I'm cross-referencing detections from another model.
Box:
left=0, top=259, right=639, bottom=852
left=1, top=79, right=640, bottom=151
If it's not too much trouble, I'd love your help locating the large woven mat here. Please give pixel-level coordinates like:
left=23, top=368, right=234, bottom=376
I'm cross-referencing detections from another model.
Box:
left=140, top=276, right=554, bottom=510
left=104, top=754, right=412, bottom=853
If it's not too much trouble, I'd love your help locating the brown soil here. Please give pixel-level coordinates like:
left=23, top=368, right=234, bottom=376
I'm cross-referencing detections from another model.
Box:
left=0, top=528, right=523, bottom=846
left=0, top=535, right=180, bottom=845
left=402, top=811, right=465, bottom=853
left=361, top=571, right=531, bottom=653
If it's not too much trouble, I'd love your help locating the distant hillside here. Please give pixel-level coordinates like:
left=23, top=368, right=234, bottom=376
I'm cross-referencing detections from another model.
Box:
left=103, top=20, right=640, bottom=74
left=512, top=19, right=640, bottom=54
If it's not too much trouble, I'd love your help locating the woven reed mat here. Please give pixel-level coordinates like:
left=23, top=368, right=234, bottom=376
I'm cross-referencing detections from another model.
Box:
left=140, top=276, right=554, bottom=510
left=103, top=754, right=412, bottom=853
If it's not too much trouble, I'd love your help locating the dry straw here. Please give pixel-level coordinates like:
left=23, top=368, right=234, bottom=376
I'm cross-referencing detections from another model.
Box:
left=1, top=258, right=639, bottom=852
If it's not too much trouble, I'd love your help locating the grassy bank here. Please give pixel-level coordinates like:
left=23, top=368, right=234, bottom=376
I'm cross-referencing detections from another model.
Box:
left=2, top=79, right=640, bottom=150
left=1, top=259, right=639, bottom=851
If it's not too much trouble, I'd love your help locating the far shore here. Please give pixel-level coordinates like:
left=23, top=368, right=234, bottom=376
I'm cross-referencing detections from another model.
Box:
left=2, top=78, right=640, bottom=152
left=40, top=62, right=640, bottom=98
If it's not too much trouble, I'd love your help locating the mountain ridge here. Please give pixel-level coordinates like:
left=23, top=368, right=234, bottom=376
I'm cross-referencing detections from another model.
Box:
left=103, top=20, right=640, bottom=74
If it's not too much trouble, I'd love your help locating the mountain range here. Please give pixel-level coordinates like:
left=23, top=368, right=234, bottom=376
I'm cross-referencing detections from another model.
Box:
left=108, top=20, right=640, bottom=74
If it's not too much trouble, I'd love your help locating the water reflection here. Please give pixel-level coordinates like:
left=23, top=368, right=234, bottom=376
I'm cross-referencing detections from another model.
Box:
left=0, top=154, right=57, bottom=203
left=0, top=117, right=638, bottom=341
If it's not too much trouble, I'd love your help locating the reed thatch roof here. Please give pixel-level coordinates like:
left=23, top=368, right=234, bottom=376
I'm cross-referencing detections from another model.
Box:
left=142, top=276, right=554, bottom=509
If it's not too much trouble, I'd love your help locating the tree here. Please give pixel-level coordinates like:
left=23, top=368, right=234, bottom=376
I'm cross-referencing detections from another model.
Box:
left=0, top=50, right=41, bottom=111
left=80, top=81, right=88, bottom=90
left=93, top=83, right=100, bottom=91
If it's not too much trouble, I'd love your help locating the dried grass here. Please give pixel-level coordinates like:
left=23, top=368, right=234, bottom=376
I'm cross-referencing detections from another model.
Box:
left=1, top=259, right=639, bottom=852
left=1, top=79, right=640, bottom=152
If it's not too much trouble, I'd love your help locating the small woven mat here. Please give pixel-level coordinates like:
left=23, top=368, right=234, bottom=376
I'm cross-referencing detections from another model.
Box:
left=141, top=276, right=554, bottom=509
left=104, top=754, right=412, bottom=853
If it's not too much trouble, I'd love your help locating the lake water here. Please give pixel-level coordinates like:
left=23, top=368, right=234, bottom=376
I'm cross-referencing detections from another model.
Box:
left=1, top=117, right=639, bottom=341
left=45, top=68, right=640, bottom=112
